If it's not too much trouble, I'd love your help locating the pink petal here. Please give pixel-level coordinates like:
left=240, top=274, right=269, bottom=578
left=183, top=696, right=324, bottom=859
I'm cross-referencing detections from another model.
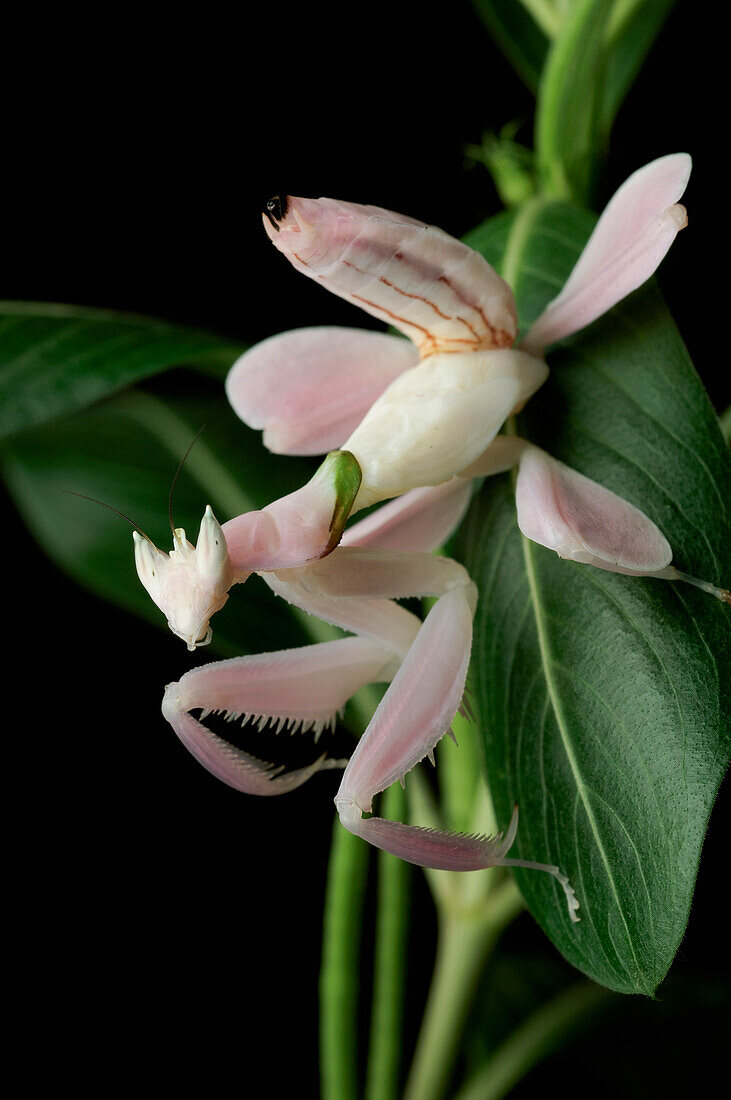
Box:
left=225, top=327, right=418, bottom=455
left=263, top=195, right=517, bottom=355
left=515, top=447, right=672, bottom=574
left=524, top=154, right=691, bottom=352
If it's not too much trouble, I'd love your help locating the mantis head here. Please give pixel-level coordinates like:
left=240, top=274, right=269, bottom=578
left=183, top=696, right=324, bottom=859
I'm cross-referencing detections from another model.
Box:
left=134, top=505, right=234, bottom=650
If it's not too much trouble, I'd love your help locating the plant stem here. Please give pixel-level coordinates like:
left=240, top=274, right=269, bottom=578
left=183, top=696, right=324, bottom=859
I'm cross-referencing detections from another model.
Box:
left=438, top=711, right=483, bottom=834
left=452, top=981, right=612, bottom=1100
left=365, top=783, right=411, bottom=1100
left=402, top=879, right=524, bottom=1100
left=499, top=196, right=549, bottom=293
left=534, top=0, right=612, bottom=204
left=319, top=819, right=371, bottom=1100
left=607, top=0, right=645, bottom=39
left=319, top=682, right=383, bottom=1099
left=517, top=0, right=562, bottom=37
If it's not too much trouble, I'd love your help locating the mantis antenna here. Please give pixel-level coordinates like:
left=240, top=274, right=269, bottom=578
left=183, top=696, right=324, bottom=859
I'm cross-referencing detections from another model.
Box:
left=62, top=489, right=154, bottom=543
left=168, top=424, right=207, bottom=536
left=64, top=424, right=207, bottom=544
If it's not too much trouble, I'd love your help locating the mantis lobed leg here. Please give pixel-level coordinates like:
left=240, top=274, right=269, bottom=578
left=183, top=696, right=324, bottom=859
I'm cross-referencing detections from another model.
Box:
left=522, top=153, right=691, bottom=355
left=462, top=437, right=730, bottom=602
left=226, top=326, right=418, bottom=456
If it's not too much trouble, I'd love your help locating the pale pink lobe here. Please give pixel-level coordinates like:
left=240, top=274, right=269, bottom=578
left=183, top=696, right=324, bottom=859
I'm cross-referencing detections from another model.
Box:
left=524, top=153, right=691, bottom=353
left=263, top=196, right=518, bottom=356
left=161, top=636, right=394, bottom=795
left=296, top=546, right=475, bottom=604
left=336, top=587, right=473, bottom=812
left=222, top=451, right=361, bottom=573
left=221, top=486, right=331, bottom=572
left=457, top=434, right=529, bottom=479
left=225, top=327, right=418, bottom=455
left=269, top=547, right=474, bottom=660
left=515, top=447, right=673, bottom=574
left=265, top=569, right=423, bottom=662
left=341, top=478, right=473, bottom=552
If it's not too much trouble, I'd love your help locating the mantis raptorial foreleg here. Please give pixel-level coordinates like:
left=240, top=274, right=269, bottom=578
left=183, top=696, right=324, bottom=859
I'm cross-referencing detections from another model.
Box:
left=161, top=634, right=397, bottom=796
left=158, top=485, right=580, bottom=921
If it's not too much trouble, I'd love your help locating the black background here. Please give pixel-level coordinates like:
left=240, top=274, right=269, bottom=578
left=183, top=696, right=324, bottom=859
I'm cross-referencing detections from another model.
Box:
left=4, top=2, right=728, bottom=1095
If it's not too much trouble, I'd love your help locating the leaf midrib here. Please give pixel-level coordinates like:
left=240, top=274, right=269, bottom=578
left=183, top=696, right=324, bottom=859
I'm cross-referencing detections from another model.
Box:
left=498, top=198, right=645, bottom=977
left=520, top=533, right=642, bottom=986
left=500, top=196, right=662, bottom=987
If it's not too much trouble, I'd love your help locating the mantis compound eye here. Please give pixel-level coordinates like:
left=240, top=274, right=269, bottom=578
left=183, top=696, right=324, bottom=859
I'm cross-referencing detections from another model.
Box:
left=264, top=195, right=288, bottom=230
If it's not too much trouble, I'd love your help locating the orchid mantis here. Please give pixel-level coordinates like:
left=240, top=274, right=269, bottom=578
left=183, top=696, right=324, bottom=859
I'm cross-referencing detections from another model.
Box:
left=133, top=152, right=726, bottom=926
left=152, top=473, right=580, bottom=920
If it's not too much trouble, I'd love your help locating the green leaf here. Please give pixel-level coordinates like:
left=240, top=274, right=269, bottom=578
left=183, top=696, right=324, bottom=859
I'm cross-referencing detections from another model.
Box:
left=722, top=405, right=731, bottom=447
left=601, top=0, right=677, bottom=136
left=458, top=202, right=731, bottom=994
left=472, top=0, right=676, bottom=203
left=0, top=301, right=243, bottom=441
left=470, top=0, right=551, bottom=93
left=535, top=0, right=613, bottom=203
left=0, top=375, right=316, bottom=657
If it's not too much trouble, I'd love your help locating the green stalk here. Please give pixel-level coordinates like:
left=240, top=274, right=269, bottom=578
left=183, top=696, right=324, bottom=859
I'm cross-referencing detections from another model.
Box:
left=437, top=711, right=483, bottom=834
left=607, top=0, right=651, bottom=38
left=365, top=782, right=411, bottom=1100
left=452, top=981, right=612, bottom=1100
left=534, top=0, right=612, bottom=203
left=320, top=822, right=371, bottom=1100
left=400, top=645, right=524, bottom=1100
left=402, top=879, right=523, bottom=1100
left=320, top=682, right=384, bottom=1099
left=517, top=0, right=562, bottom=37
left=498, top=196, right=550, bottom=297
